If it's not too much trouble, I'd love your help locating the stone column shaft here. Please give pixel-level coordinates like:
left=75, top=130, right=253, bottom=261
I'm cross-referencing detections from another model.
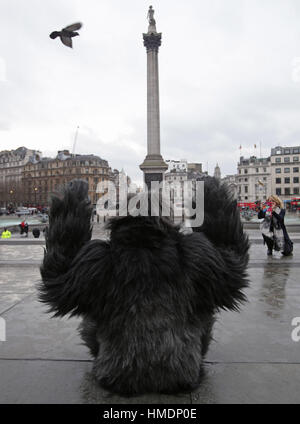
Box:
left=147, top=49, right=161, bottom=157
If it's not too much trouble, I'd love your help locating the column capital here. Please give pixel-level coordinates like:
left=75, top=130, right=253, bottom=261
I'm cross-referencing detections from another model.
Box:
left=143, top=32, right=162, bottom=53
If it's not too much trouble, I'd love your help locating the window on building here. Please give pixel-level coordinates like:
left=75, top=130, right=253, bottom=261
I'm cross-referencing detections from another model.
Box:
left=263, top=168, right=267, bottom=172
left=293, top=148, right=299, bottom=154
left=294, top=188, right=299, bottom=194
left=275, top=168, right=281, bottom=173
left=244, top=186, right=248, bottom=193
left=244, top=178, right=248, bottom=182
left=285, top=177, right=290, bottom=184
left=256, top=168, right=259, bottom=173
left=293, top=167, right=299, bottom=173
left=245, top=196, right=248, bottom=200
left=293, top=177, right=299, bottom=183
left=284, top=149, right=290, bottom=154
left=284, top=168, right=290, bottom=173
left=276, top=188, right=281, bottom=195
left=238, top=169, right=241, bottom=174
left=276, top=178, right=281, bottom=184
left=263, top=177, right=267, bottom=181
left=293, top=157, right=299, bottom=162
left=285, top=187, right=290, bottom=195
left=284, top=157, right=290, bottom=163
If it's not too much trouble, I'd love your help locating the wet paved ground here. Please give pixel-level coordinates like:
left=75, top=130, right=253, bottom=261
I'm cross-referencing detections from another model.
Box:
left=0, top=225, right=300, bottom=403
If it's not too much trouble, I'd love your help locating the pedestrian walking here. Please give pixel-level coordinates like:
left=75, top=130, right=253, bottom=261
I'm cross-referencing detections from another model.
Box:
left=19, top=220, right=25, bottom=235
left=258, top=195, right=293, bottom=256
left=24, top=221, right=29, bottom=237
left=32, top=228, right=40, bottom=238
left=19, top=219, right=29, bottom=237
left=1, top=228, right=11, bottom=239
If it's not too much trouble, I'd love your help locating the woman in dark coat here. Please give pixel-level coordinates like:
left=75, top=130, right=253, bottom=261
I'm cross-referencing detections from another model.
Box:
left=258, top=195, right=293, bottom=256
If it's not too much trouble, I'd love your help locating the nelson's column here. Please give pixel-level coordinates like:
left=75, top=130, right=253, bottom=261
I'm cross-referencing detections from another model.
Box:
left=140, top=6, right=168, bottom=189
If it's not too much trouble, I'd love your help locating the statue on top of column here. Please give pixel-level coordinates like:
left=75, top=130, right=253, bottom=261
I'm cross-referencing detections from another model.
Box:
left=147, top=6, right=156, bottom=25
left=147, top=5, right=157, bottom=32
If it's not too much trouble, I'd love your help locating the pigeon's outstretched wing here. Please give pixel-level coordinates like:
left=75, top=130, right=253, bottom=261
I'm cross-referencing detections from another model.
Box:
left=60, top=36, right=73, bottom=48
left=63, top=22, right=82, bottom=31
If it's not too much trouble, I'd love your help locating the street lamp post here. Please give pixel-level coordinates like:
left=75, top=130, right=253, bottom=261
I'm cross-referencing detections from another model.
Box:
left=34, top=187, right=38, bottom=206
left=9, top=190, right=14, bottom=210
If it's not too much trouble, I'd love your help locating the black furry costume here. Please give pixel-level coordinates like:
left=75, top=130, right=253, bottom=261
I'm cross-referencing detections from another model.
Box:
left=39, top=177, right=249, bottom=395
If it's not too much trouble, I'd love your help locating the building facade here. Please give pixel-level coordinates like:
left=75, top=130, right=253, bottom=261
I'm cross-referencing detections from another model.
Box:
left=222, top=174, right=238, bottom=199
left=164, top=160, right=207, bottom=204
left=270, top=146, right=300, bottom=200
left=23, top=150, right=111, bottom=207
left=0, top=147, right=41, bottom=207
left=214, top=163, right=221, bottom=180
left=237, top=156, right=271, bottom=202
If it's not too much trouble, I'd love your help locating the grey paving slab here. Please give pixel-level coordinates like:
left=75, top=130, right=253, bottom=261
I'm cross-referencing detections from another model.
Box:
left=0, top=266, right=39, bottom=295
left=0, top=360, right=191, bottom=404
left=192, top=363, right=300, bottom=404
left=0, top=243, right=298, bottom=266
left=0, top=245, right=43, bottom=261
left=1, top=239, right=300, bottom=403
left=207, top=265, right=300, bottom=363
left=247, top=244, right=298, bottom=261
left=0, top=293, right=89, bottom=361
left=0, top=293, right=32, bottom=315
left=0, top=265, right=299, bottom=364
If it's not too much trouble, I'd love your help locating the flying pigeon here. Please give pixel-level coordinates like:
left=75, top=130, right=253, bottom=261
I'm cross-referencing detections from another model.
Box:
left=50, top=22, right=82, bottom=48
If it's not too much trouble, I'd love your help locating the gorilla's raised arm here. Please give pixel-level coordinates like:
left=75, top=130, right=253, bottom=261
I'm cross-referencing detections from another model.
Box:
left=43, top=179, right=93, bottom=274
left=39, top=179, right=112, bottom=317
left=39, top=239, right=111, bottom=317
left=195, top=177, right=249, bottom=257
left=190, top=177, right=249, bottom=311
left=180, top=231, right=249, bottom=312
left=194, top=177, right=249, bottom=267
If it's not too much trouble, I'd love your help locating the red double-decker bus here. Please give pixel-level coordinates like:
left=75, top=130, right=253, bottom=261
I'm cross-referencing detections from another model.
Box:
left=291, top=197, right=300, bottom=211
left=237, top=202, right=257, bottom=211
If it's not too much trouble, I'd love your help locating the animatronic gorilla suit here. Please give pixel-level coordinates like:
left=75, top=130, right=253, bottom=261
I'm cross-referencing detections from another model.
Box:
left=39, top=177, right=249, bottom=395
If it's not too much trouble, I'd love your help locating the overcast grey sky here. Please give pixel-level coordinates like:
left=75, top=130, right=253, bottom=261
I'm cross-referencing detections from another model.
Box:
left=1, top=0, right=300, bottom=184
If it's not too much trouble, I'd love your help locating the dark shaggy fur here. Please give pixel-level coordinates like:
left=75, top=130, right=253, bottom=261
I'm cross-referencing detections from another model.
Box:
left=39, top=177, right=249, bottom=396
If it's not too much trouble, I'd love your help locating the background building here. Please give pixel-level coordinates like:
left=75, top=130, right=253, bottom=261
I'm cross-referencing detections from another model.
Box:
left=164, top=159, right=207, bottom=209
left=222, top=174, right=238, bottom=199
left=237, top=156, right=271, bottom=202
left=23, top=150, right=111, bottom=207
left=214, top=163, right=221, bottom=180
left=0, top=147, right=41, bottom=207
left=270, top=146, right=300, bottom=200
